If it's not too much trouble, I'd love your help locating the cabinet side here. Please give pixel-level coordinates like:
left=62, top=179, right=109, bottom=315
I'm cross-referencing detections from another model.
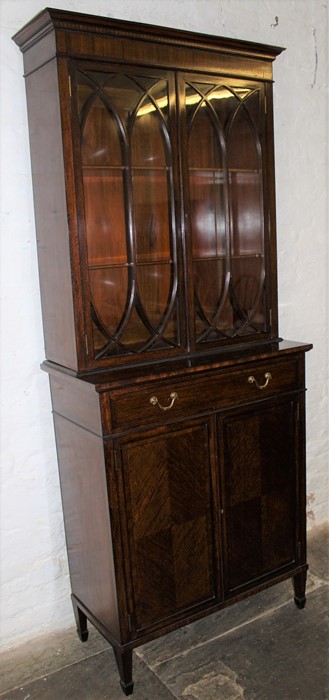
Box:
left=53, top=414, right=121, bottom=643
left=23, top=55, right=78, bottom=369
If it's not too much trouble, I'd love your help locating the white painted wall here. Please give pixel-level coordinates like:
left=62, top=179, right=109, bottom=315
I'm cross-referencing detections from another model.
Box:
left=1, top=0, right=328, bottom=652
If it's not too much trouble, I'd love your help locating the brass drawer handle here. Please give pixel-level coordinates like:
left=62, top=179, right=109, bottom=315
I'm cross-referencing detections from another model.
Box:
left=150, top=391, right=178, bottom=411
left=248, top=372, right=272, bottom=390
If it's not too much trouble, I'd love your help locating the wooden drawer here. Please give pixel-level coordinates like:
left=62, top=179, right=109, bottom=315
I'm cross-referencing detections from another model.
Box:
left=107, top=356, right=300, bottom=431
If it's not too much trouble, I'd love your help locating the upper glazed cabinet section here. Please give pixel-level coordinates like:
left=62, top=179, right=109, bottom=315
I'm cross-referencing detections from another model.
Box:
left=13, top=9, right=284, bottom=373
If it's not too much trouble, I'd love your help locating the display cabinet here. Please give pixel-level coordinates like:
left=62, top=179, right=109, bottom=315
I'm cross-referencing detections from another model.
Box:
left=13, top=9, right=312, bottom=695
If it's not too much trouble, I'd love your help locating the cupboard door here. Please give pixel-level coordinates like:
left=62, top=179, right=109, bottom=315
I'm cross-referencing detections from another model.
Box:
left=73, top=66, right=183, bottom=365
left=219, top=398, right=299, bottom=594
left=116, top=421, right=219, bottom=633
left=182, top=75, right=269, bottom=349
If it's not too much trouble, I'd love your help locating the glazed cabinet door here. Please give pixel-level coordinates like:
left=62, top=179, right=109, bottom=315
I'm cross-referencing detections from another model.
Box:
left=114, top=419, right=220, bottom=635
left=72, top=64, right=184, bottom=368
left=180, top=75, right=274, bottom=351
left=219, top=397, right=301, bottom=595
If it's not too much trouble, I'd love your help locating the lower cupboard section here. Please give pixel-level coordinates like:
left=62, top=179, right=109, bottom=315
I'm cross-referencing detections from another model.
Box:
left=111, top=394, right=304, bottom=638
left=52, top=383, right=307, bottom=696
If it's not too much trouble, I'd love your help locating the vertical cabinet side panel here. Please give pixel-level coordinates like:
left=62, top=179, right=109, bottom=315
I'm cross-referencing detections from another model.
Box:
left=53, top=414, right=121, bottom=642
left=24, top=59, right=78, bottom=369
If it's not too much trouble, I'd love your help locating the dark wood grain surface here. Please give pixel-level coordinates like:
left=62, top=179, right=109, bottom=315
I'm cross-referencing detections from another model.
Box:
left=13, top=8, right=311, bottom=695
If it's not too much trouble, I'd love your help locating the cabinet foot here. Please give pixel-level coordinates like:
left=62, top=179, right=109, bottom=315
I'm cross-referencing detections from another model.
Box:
left=72, top=597, right=89, bottom=642
left=293, top=571, right=307, bottom=609
left=113, top=648, right=134, bottom=696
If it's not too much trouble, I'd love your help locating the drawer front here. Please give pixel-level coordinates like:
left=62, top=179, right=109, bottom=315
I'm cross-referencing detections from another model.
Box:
left=108, top=357, right=300, bottom=431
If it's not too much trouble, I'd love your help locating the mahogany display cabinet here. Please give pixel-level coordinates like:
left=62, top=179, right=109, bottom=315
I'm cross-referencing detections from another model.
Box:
left=13, top=8, right=312, bottom=695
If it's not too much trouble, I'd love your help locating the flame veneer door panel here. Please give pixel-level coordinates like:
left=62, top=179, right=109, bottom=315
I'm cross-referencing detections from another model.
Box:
left=219, top=397, right=300, bottom=595
left=115, top=419, right=220, bottom=634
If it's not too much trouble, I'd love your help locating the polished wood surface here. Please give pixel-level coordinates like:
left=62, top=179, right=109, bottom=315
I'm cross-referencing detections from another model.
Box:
left=220, top=398, right=298, bottom=592
left=49, top=344, right=310, bottom=694
left=13, top=8, right=311, bottom=696
left=24, top=60, right=78, bottom=369
left=108, top=355, right=300, bottom=431
left=13, top=8, right=283, bottom=80
left=14, top=8, right=284, bottom=372
left=116, top=420, right=218, bottom=632
left=54, top=415, right=121, bottom=641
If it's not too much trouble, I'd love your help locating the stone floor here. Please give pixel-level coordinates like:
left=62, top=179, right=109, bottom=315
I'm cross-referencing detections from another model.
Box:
left=1, top=524, right=328, bottom=700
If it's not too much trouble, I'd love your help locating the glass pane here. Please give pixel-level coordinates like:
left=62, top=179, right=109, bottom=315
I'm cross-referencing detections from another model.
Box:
left=189, top=106, right=222, bottom=170
left=192, top=81, right=217, bottom=94
left=228, top=102, right=260, bottom=171
left=230, top=172, right=263, bottom=256
left=241, top=90, right=261, bottom=132
left=77, top=69, right=179, bottom=358
left=132, top=75, right=158, bottom=92
left=149, top=79, right=169, bottom=120
left=76, top=71, right=94, bottom=113
left=89, top=267, right=128, bottom=337
left=185, top=78, right=266, bottom=344
left=185, top=84, right=202, bottom=127
left=188, top=102, right=227, bottom=260
left=228, top=91, right=263, bottom=257
left=194, top=259, right=225, bottom=311
left=131, top=98, right=167, bottom=167
left=194, top=259, right=231, bottom=333
left=136, top=263, right=172, bottom=330
left=102, top=73, right=143, bottom=126
left=119, top=307, right=152, bottom=348
left=131, top=80, right=169, bottom=167
left=231, top=256, right=265, bottom=333
left=83, top=170, right=127, bottom=264
left=133, top=170, right=171, bottom=262
left=82, top=97, right=122, bottom=166
left=189, top=170, right=225, bottom=258
left=207, top=85, right=239, bottom=133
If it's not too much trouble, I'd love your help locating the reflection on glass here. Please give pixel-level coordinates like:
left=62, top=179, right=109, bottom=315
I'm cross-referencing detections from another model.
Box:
left=83, top=171, right=127, bottom=265
left=89, top=266, right=128, bottom=338
left=228, top=102, right=259, bottom=171
left=230, top=172, right=263, bottom=256
left=189, top=171, right=225, bottom=258
left=131, top=105, right=167, bottom=166
left=136, top=263, right=172, bottom=329
left=102, top=73, right=143, bottom=125
left=188, top=91, right=226, bottom=263
left=194, top=259, right=229, bottom=325
left=133, top=171, right=170, bottom=262
left=82, top=97, right=122, bottom=166
left=231, top=256, right=265, bottom=334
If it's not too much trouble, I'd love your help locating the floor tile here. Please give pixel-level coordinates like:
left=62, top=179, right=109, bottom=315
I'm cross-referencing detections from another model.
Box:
left=0, top=651, right=174, bottom=700
left=151, top=586, right=329, bottom=700
left=0, top=627, right=108, bottom=695
left=137, top=571, right=319, bottom=669
left=308, top=524, right=329, bottom=582
left=1, top=526, right=328, bottom=699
